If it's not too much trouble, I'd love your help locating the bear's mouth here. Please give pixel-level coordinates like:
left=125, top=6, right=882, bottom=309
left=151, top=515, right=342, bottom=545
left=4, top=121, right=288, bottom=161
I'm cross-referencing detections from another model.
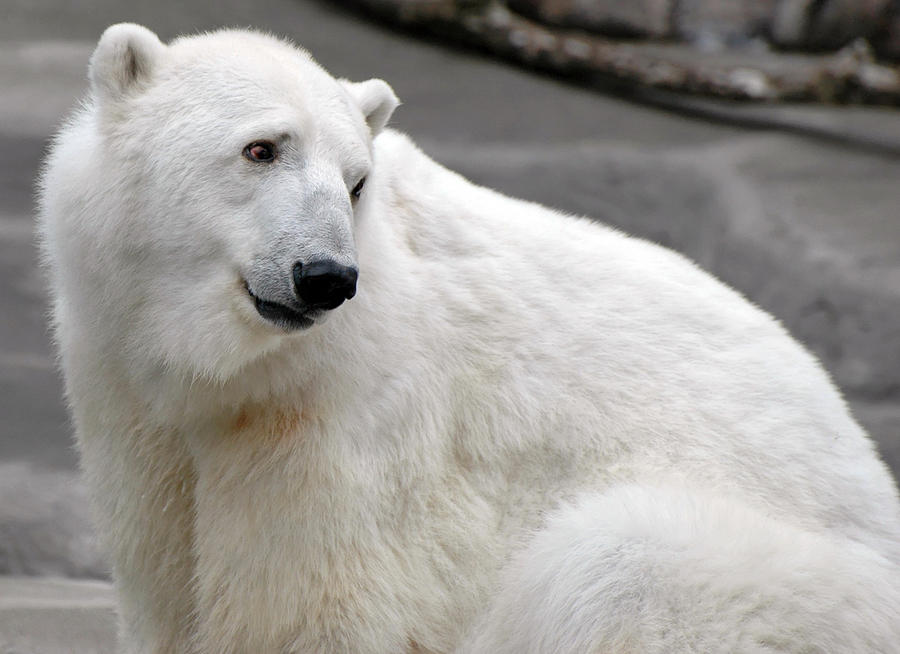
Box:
left=245, top=284, right=316, bottom=331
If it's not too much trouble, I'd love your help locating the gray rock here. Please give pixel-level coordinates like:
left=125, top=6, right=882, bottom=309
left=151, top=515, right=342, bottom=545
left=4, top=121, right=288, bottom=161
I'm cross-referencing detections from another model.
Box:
left=0, top=463, right=107, bottom=579
left=349, top=0, right=900, bottom=103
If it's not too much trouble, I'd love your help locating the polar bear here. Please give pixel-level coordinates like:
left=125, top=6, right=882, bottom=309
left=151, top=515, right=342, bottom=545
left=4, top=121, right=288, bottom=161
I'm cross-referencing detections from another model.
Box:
left=39, top=23, right=900, bottom=654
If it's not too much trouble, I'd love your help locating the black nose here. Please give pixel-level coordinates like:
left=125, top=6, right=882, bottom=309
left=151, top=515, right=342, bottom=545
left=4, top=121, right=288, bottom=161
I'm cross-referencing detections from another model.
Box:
left=293, top=260, right=358, bottom=310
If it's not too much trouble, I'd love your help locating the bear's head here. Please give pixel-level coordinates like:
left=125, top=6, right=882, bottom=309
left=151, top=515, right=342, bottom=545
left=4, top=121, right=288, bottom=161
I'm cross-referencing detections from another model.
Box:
left=42, top=24, right=398, bottom=387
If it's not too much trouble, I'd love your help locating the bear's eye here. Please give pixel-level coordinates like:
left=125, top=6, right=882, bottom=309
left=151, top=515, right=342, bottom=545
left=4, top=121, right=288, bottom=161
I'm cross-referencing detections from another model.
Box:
left=351, top=177, right=366, bottom=200
left=243, top=141, right=277, bottom=163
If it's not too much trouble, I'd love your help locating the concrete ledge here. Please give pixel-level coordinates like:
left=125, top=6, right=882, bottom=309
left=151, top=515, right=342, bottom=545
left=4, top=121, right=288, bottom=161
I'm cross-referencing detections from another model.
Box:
left=0, top=576, right=116, bottom=654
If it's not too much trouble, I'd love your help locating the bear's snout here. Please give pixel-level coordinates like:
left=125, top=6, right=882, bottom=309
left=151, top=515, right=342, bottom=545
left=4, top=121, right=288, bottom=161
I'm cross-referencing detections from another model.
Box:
left=293, top=260, right=358, bottom=311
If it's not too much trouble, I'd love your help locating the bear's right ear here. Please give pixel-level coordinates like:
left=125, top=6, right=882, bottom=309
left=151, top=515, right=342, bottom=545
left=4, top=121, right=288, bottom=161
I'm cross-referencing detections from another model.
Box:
left=89, top=23, right=166, bottom=103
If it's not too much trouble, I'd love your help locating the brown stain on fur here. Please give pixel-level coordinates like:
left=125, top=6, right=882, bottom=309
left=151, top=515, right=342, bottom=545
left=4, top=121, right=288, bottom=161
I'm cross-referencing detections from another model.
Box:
left=228, top=403, right=309, bottom=444
left=407, top=638, right=439, bottom=653
left=232, top=407, right=252, bottom=432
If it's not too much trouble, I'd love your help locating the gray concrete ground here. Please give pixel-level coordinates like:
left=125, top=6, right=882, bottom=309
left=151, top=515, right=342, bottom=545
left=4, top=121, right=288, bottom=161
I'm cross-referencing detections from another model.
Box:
left=1, top=0, right=899, bottom=650
left=0, top=576, right=115, bottom=654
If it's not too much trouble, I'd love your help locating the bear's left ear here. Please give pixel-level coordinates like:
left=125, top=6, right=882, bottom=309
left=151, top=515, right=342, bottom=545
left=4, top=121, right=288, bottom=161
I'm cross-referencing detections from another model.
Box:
left=341, top=79, right=399, bottom=136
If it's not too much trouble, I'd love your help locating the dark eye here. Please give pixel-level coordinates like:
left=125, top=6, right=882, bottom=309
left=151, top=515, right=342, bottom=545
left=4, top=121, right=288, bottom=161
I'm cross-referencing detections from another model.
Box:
left=351, top=176, right=366, bottom=200
left=243, top=141, right=276, bottom=163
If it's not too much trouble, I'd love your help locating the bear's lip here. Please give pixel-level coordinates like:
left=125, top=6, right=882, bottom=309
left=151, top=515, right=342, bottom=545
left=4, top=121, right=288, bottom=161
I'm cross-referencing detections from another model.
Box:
left=245, top=283, right=316, bottom=331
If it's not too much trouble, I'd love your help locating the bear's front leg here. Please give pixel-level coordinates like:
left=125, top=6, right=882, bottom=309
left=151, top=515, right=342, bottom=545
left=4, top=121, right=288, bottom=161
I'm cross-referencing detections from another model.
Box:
left=186, top=413, right=426, bottom=654
left=78, top=420, right=198, bottom=654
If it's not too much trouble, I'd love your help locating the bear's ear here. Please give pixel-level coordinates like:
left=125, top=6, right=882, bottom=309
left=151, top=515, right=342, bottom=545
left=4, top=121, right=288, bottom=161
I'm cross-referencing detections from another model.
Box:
left=89, top=23, right=166, bottom=103
left=341, top=79, right=400, bottom=136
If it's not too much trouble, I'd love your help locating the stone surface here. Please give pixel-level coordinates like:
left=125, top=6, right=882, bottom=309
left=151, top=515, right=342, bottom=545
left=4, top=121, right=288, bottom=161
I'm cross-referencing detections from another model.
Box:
left=0, top=463, right=106, bottom=578
left=0, top=0, right=897, bottom=582
left=0, top=576, right=116, bottom=654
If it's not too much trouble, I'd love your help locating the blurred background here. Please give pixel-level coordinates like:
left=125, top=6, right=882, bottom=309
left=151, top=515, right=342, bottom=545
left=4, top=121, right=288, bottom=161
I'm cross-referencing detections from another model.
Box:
left=1, top=0, right=899, bottom=650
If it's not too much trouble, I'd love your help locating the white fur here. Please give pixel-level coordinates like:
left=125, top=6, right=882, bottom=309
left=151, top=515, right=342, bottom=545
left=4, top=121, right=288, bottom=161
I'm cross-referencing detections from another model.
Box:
left=461, top=485, right=900, bottom=653
left=39, top=24, right=900, bottom=654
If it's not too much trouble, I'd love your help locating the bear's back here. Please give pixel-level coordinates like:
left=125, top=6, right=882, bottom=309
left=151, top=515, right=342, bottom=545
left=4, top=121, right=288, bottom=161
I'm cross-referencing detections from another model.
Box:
left=367, top=129, right=900, bottom=563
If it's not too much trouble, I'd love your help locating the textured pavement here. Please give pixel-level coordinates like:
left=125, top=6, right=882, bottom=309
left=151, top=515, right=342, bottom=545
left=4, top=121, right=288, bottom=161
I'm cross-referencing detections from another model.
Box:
left=1, top=0, right=899, bottom=649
